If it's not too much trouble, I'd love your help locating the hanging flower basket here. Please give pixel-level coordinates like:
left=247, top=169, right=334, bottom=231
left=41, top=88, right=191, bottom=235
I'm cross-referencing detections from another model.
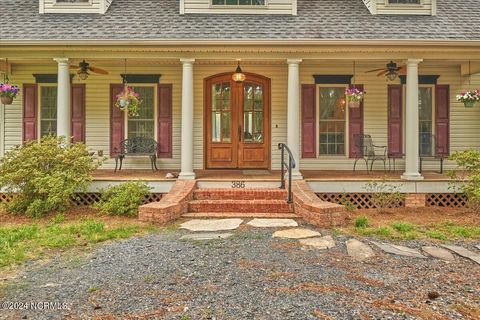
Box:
left=456, top=90, right=480, bottom=108
left=115, top=85, right=142, bottom=117
left=0, top=83, right=20, bottom=105
left=345, top=87, right=365, bottom=109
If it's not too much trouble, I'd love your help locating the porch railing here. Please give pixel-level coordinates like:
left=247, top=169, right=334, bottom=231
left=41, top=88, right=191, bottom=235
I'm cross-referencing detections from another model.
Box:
left=278, top=143, right=296, bottom=203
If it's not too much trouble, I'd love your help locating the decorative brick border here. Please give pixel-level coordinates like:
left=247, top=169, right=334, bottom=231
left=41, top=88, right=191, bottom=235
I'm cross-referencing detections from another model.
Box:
left=291, top=180, right=347, bottom=228
left=138, top=180, right=196, bottom=224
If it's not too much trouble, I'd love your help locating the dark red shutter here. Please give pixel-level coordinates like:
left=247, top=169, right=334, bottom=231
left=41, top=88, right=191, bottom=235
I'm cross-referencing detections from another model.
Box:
left=71, top=84, right=86, bottom=143
left=301, top=84, right=316, bottom=158
left=435, top=85, right=450, bottom=157
left=22, top=84, right=37, bottom=142
left=348, top=84, right=364, bottom=158
left=387, top=85, right=403, bottom=157
left=110, top=84, right=124, bottom=157
left=157, top=84, right=172, bottom=158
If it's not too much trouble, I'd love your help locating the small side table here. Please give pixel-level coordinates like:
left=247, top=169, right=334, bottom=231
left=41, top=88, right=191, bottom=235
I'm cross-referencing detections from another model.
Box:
left=388, top=152, right=404, bottom=172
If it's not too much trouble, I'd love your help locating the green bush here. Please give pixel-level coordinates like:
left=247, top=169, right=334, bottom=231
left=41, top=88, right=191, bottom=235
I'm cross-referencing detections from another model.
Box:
left=354, top=215, right=369, bottom=228
left=365, top=178, right=405, bottom=212
left=94, top=181, right=151, bottom=217
left=0, top=136, right=102, bottom=217
left=449, top=149, right=480, bottom=213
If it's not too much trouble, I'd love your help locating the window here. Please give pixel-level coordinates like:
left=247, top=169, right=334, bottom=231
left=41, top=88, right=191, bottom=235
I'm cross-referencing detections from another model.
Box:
left=419, top=87, right=433, bottom=156
left=387, top=0, right=421, bottom=4
left=318, top=87, right=346, bottom=156
left=127, top=87, right=155, bottom=140
left=40, top=86, right=57, bottom=137
left=212, top=0, right=266, bottom=6
left=56, top=0, right=90, bottom=3
left=211, top=82, right=231, bottom=143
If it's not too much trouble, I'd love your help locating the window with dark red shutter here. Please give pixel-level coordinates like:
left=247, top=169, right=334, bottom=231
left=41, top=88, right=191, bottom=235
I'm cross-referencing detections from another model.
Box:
left=110, top=84, right=125, bottom=157
left=388, top=85, right=403, bottom=157
left=348, top=84, right=364, bottom=158
left=157, top=84, right=172, bottom=158
left=71, top=84, right=86, bottom=143
left=301, top=84, right=316, bottom=158
left=22, top=84, right=38, bottom=142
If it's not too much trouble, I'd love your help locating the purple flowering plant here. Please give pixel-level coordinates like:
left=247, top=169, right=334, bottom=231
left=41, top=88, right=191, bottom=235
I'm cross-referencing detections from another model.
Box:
left=345, top=87, right=366, bottom=102
left=115, top=86, right=142, bottom=117
left=0, top=83, right=20, bottom=98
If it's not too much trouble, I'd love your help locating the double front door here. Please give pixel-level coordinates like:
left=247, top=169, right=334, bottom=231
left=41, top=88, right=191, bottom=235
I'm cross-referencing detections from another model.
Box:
left=205, top=73, right=270, bottom=169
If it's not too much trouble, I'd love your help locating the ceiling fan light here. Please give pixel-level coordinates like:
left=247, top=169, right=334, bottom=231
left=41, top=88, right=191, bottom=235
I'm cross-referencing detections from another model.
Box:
left=386, top=72, right=397, bottom=81
left=78, top=70, right=89, bottom=81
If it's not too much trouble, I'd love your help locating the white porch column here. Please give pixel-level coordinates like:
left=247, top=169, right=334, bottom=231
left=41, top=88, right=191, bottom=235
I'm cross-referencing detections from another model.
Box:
left=179, top=58, right=196, bottom=180
left=287, top=59, right=303, bottom=180
left=54, top=58, right=71, bottom=143
left=401, top=59, right=424, bottom=180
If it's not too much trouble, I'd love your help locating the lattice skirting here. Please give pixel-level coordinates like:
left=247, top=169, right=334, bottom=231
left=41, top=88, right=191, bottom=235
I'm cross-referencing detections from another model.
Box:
left=316, top=193, right=405, bottom=209
left=426, top=193, right=468, bottom=208
left=0, top=193, right=164, bottom=206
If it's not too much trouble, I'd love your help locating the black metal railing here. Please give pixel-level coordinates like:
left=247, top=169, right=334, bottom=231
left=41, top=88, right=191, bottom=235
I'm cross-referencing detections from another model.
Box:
left=278, top=143, right=296, bottom=203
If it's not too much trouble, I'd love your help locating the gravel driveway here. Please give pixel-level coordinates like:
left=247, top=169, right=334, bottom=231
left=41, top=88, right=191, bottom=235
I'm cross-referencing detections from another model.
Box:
left=1, top=221, right=479, bottom=320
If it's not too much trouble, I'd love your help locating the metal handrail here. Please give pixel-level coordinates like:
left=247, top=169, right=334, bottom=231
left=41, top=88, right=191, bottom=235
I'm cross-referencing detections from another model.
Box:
left=278, top=143, right=296, bottom=203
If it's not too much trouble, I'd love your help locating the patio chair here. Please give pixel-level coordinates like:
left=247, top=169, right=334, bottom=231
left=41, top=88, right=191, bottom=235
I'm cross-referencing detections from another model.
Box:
left=114, top=137, right=159, bottom=172
left=353, top=134, right=387, bottom=173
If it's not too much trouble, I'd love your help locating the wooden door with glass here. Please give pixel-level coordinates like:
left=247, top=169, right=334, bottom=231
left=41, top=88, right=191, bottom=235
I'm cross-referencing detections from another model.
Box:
left=205, top=73, right=270, bottom=169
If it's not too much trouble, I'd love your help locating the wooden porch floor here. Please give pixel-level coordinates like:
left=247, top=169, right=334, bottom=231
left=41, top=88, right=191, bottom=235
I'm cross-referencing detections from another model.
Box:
left=92, top=169, right=451, bottom=181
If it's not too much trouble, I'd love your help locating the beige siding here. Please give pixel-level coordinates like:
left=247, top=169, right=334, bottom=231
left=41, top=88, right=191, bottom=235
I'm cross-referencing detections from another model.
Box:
left=3, top=60, right=479, bottom=172
left=299, top=62, right=480, bottom=171
left=363, top=0, right=435, bottom=15
left=40, top=0, right=112, bottom=14
left=182, top=0, right=296, bottom=15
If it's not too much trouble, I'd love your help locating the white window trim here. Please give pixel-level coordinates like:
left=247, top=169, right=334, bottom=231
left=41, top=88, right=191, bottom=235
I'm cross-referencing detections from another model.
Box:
left=37, top=83, right=58, bottom=139
left=53, top=0, right=93, bottom=6
left=124, top=84, right=158, bottom=142
left=210, top=0, right=268, bottom=9
left=385, top=0, right=423, bottom=7
left=316, top=84, right=350, bottom=159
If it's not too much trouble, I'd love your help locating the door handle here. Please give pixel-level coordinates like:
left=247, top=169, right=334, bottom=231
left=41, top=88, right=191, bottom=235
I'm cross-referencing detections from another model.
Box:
left=238, top=126, right=242, bottom=142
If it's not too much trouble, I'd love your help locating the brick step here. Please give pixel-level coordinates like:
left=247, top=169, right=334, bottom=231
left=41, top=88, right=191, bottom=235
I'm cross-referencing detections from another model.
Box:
left=188, top=199, right=294, bottom=213
left=193, top=188, right=288, bottom=200
left=182, top=212, right=299, bottom=218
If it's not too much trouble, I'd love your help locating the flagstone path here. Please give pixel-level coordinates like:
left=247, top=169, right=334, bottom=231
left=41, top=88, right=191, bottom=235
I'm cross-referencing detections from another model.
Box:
left=3, top=218, right=480, bottom=320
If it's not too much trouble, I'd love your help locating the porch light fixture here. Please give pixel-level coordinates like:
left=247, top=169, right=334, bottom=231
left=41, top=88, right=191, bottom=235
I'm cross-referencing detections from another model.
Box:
left=232, top=61, right=246, bottom=83
left=77, top=69, right=89, bottom=81
left=386, top=71, right=398, bottom=82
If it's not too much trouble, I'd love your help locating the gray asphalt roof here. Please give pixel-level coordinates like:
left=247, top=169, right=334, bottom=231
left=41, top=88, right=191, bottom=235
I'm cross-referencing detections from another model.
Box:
left=0, top=0, right=479, bottom=41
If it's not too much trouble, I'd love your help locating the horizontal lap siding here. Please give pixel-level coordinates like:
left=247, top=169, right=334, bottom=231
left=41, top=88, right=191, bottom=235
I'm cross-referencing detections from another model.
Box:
left=183, top=0, right=295, bottom=14
left=2, top=63, right=182, bottom=170
left=43, top=0, right=103, bottom=13
left=299, top=62, right=480, bottom=171
left=2, top=62, right=479, bottom=172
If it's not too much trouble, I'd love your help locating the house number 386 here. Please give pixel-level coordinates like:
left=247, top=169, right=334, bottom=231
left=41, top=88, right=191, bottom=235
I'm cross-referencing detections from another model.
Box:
left=231, top=181, right=246, bottom=188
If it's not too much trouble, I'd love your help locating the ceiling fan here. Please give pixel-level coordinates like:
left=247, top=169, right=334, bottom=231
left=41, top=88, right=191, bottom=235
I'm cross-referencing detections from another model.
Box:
left=70, top=60, right=109, bottom=80
left=365, top=61, right=405, bottom=81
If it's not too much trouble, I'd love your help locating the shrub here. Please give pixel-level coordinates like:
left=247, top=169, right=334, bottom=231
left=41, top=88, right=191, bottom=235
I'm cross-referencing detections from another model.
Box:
left=0, top=136, right=102, bottom=217
left=365, top=178, right=405, bottom=212
left=339, top=193, right=358, bottom=212
left=354, top=215, right=369, bottom=228
left=94, top=181, right=151, bottom=217
left=449, top=149, right=480, bottom=213
left=391, top=221, right=415, bottom=233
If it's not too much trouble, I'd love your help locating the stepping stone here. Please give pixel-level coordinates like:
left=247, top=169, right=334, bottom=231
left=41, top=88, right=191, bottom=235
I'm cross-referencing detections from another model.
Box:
left=180, top=233, right=233, bottom=241
left=300, top=236, right=335, bottom=249
left=441, top=244, right=480, bottom=265
left=273, top=228, right=321, bottom=239
left=247, top=218, right=298, bottom=228
left=371, top=241, right=426, bottom=259
left=179, top=219, right=243, bottom=232
left=422, top=246, right=455, bottom=262
left=476, top=244, right=480, bottom=250
left=346, top=239, right=375, bottom=261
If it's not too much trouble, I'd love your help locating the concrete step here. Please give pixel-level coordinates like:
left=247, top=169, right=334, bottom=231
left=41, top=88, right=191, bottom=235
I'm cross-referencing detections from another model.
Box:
left=188, top=199, right=294, bottom=213
left=193, top=188, right=287, bottom=200
left=182, top=212, right=299, bottom=219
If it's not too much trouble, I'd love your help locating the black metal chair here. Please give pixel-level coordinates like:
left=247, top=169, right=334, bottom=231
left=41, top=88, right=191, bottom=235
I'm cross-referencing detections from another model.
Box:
left=353, top=134, right=387, bottom=173
left=114, top=137, right=159, bottom=172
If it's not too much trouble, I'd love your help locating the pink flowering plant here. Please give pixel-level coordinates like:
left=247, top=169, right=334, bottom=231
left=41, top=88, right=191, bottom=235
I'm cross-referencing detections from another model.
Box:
left=456, top=89, right=480, bottom=107
left=115, top=86, right=142, bottom=117
left=0, top=83, right=20, bottom=99
left=345, top=87, right=365, bottom=108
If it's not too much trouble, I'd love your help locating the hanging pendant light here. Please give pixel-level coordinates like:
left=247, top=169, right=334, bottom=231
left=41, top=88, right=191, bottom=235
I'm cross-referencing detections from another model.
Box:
left=232, top=60, right=246, bottom=83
